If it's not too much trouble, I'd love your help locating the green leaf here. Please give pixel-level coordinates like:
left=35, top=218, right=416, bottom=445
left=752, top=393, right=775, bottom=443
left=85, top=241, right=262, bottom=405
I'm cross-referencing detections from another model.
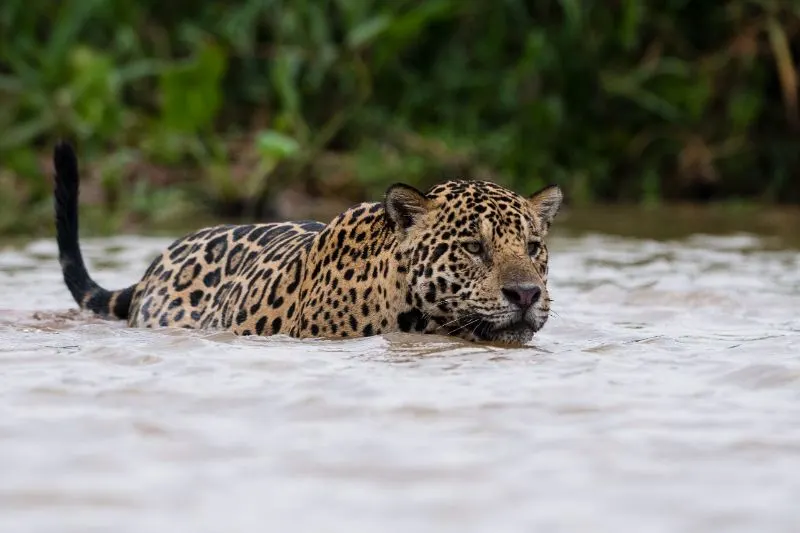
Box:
left=158, top=41, right=227, bottom=133
left=347, top=14, right=392, bottom=50
left=68, top=46, right=122, bottom=137
left=256, top=130, right=301, bottom=160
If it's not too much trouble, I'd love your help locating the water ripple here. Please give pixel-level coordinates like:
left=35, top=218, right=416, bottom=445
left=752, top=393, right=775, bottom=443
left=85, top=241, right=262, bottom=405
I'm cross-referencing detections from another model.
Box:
left=0, top=232, right=798, bottom=533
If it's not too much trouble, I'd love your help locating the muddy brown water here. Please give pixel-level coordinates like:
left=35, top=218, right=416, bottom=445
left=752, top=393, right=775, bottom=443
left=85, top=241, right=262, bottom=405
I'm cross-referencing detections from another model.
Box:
left=1, top=207, right=799, bottom=533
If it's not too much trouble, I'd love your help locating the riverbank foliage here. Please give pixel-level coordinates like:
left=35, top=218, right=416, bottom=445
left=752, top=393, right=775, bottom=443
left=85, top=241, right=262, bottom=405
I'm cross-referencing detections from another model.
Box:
left=1, top=0, right=799, bottom=234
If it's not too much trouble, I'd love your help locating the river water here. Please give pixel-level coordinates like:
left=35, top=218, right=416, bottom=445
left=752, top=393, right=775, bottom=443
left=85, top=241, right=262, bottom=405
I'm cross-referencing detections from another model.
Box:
left=1, top=208, right=799, bottom=533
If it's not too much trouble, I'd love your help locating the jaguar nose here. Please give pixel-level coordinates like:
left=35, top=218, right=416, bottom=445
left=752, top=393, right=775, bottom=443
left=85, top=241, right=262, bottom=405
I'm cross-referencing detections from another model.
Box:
left=502, top=283, right=542, bottom=309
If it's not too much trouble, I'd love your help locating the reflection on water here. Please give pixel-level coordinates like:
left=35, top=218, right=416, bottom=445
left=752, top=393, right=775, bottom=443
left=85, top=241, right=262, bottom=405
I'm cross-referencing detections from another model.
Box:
left=1, top=212, right=799, bottom=533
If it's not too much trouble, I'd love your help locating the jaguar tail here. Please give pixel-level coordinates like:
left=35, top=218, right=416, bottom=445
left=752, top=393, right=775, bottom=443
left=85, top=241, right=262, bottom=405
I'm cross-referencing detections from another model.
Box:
left=53, top=141, right=135, bottom=319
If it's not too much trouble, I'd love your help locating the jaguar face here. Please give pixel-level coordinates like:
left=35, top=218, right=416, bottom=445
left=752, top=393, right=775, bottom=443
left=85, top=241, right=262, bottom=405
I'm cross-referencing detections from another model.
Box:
left=384, top=180, right=563, bottom=345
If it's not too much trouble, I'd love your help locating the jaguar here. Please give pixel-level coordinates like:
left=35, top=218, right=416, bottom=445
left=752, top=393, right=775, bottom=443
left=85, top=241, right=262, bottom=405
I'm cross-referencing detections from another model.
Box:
left=54, top=142, right=563, bottom=345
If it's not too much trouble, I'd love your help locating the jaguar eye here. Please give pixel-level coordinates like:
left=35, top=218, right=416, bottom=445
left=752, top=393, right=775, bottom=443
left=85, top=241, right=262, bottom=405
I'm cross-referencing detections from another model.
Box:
left=527, top=241, right=541, bottom=257
left=464, top=241, right=483, bottom=255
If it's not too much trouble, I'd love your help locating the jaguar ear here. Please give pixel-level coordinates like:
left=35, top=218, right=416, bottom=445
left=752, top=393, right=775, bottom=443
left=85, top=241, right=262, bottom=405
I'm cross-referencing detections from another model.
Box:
left=384, top=183, right=431, bottom=232
left=528, top=184, right=563, bottom=232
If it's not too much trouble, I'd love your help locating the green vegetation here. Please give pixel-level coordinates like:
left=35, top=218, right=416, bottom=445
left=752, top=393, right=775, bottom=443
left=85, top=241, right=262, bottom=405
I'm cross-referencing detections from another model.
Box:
left=1, top=0, right=798, bottom=235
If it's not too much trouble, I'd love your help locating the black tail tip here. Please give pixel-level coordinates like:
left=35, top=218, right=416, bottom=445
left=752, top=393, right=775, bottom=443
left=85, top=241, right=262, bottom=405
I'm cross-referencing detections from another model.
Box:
left=54, top=140, right=78, bottom=176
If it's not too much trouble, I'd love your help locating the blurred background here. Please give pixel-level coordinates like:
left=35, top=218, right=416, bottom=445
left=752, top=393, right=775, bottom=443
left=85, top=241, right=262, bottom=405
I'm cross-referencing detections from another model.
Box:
left=1, top=0, right=799, bottom=236
left=2, top=5, right=800, bottom=530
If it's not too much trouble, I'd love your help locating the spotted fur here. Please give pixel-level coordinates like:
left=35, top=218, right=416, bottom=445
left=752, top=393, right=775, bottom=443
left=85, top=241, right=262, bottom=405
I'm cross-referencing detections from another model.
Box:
left=54, top=142, right=563, bottom=345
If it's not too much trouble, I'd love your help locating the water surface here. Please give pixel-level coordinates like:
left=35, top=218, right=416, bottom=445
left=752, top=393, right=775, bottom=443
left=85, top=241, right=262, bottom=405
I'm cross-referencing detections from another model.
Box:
left=1, top=212, right=799, bottom=533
